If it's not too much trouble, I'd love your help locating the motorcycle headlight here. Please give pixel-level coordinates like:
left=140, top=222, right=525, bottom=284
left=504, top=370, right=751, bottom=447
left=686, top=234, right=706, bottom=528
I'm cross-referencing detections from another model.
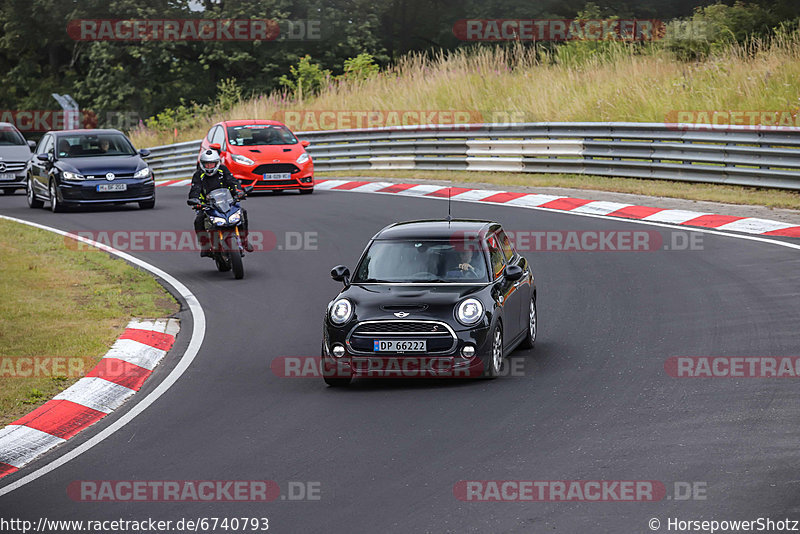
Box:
left=296, top=152, right=310, bottom=164
left=62, top=171, right=85, bottom=181
left=456, top=298, right=484, bottom=326
left=210, top=216, right=227, bottom=226
left=228, top=212, right=241, bottom=224
left=231, top=154, right=254, bottom=166
left=134, top=167, right=151, bottom=179
left=330, top=298, right=353, bottom=325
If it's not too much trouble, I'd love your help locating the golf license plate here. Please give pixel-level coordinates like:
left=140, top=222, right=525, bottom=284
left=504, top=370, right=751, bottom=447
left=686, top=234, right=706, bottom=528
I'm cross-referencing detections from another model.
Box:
left=373, top=339, right=427, bottom=352
left=0, top=173, right=16, bottom=181
left=262, top=173, right=291, bottom=181
left=97, top=183, right=127, bottom=192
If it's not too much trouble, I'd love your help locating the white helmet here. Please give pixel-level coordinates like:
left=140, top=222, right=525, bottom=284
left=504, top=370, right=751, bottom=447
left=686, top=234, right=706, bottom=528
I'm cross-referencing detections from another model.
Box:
left=199, top=149, right=221, bottom=174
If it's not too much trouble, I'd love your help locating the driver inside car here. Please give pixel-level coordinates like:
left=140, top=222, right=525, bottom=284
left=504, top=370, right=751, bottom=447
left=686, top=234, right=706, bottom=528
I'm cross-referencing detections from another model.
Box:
left=188, top=149, right=253, bottom=257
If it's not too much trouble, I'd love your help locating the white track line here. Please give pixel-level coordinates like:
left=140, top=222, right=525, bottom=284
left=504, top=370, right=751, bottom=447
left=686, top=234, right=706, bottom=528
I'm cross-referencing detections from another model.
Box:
left=0, top=215, right=206, bottom=498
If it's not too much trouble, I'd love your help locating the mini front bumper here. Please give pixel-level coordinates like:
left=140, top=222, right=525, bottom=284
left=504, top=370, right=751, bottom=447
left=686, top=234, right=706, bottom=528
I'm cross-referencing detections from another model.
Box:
left=322, top=321, right=492, bottom=378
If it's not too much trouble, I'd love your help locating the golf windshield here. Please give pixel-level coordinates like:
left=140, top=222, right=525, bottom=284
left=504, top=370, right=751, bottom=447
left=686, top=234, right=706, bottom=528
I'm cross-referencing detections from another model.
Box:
left=207, top=188, right=235, bottom=212
left=55, top=133, right=137, bottom=158
left=353, top=240, right=490, bottom=283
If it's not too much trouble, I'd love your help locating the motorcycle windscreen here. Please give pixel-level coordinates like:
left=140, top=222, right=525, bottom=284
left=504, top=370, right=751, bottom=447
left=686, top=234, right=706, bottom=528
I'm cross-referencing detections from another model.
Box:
left=207, top=188, right=234, bottom=212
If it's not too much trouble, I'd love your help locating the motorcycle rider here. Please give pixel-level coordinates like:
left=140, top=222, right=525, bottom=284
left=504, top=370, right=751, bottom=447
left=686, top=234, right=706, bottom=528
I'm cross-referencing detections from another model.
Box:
left=188, top=149, right=253, bottom=257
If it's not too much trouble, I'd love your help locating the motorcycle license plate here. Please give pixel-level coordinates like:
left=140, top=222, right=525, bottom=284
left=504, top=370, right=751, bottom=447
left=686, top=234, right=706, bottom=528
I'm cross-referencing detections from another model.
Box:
left=97, top=183, right=127, bottom=192
left=262, top=173, right=291, bottom=181
left=373, top=340, right=427, bottom=352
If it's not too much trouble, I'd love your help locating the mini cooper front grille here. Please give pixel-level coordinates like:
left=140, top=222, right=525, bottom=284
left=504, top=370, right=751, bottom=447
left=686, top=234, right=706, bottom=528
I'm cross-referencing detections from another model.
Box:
left=348, top=321, right=457, bottom=354
left=354, top=321, right=445, bottom=334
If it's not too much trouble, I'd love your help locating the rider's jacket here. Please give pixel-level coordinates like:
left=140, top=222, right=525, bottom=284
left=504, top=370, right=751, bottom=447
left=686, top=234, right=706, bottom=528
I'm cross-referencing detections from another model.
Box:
left=188, top=165, right=242, bottom=203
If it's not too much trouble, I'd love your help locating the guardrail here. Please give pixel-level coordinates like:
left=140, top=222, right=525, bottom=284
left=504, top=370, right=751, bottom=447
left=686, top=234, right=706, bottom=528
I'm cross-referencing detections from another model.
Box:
left=145, top=122, right=800, bottom=189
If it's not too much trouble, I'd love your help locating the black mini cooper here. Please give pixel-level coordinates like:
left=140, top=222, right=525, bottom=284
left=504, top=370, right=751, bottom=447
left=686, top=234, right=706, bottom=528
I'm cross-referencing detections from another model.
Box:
left=322, top=219, right=537, bottom=386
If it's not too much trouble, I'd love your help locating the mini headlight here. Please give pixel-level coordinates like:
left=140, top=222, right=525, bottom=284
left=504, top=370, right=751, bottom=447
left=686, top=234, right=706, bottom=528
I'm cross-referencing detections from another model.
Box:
left=231, top=154, right=254, bottom=166
left=228, top=212, right=241, bottom=224
left=211, top=216, right=226, bottom=226
left=456, top=298, right=484, bottom=326
left=296, top=152, right=310, bottom=164
left=330, top=298, right=353, bottom=325
left=134, top=167, right=151, bottom=179
left=62, top=171, right=85, bottom=181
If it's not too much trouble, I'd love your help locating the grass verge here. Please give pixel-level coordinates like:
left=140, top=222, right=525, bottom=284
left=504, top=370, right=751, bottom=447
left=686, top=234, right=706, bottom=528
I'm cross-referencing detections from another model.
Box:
left=317, top=170, right=800, bottom=211
left=0, top=219, right=179, bottom=427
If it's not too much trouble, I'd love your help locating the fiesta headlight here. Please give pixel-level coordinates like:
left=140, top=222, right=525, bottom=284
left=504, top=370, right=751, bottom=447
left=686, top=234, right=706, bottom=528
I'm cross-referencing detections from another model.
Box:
left=456, top=298, right=484, bottom=326
left=62, top=171, right=85, bottom=181
left=211, top=216, right=226, bottom=226
left=296, top=152, right=310, bottom=164
left=231, top=154, right=254, bottom=166
left=228, top=212, right=241, bottom=224
left=133, top=167, right=151, bottom=179
left=330, top=298, right=353, bottom=325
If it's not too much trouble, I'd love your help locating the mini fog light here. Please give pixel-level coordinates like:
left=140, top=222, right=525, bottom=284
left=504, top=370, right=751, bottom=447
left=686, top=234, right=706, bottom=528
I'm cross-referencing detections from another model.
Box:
left=461, top=344, right=476, bottom=359
left=332, top=344, right=346, bottom=358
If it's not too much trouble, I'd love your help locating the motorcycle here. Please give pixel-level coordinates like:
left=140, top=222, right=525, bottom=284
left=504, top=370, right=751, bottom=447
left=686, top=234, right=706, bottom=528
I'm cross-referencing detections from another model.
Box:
left=189, top=185, right=253, bottom=279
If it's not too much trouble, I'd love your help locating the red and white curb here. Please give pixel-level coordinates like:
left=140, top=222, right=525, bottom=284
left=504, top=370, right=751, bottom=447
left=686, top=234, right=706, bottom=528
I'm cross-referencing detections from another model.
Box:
left=0, top=318, right=179, bottom=480
left=155, top=178, right=800, bottom=237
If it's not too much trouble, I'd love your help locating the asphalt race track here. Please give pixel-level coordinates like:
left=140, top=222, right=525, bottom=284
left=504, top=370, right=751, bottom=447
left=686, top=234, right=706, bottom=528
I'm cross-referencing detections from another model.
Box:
left=1, top=185, right=800, bottom=532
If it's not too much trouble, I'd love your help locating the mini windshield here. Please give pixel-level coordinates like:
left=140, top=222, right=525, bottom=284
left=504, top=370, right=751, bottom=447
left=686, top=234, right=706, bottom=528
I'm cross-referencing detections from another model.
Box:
left=0, top=127, right=25, bottom=146
left=207, top=188, right=235, bottom=212
left=353, top=240, right=490, bottom=283
left=227, top=125, right=297, bottom=146
left=56, top=133, right=136, bottom=158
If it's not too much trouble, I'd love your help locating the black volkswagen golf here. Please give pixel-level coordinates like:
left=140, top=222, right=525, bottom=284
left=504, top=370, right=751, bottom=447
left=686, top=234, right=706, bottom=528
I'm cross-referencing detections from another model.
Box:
left=27, top=129, right=154, bottom=211
left=322, top=219, right=537, bottom=386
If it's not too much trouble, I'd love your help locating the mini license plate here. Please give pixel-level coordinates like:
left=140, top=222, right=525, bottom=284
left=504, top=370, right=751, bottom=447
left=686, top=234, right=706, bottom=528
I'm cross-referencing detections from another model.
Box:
left=97, top=183, right=127, bottom=192
left=262, top=173, right=291, bottom=181
left=373, top=340, right=427, bottom=352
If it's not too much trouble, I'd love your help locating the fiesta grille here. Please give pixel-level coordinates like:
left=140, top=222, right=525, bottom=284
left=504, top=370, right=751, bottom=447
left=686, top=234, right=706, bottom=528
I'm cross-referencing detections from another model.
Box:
left=252, top=164, right=300, bottom=175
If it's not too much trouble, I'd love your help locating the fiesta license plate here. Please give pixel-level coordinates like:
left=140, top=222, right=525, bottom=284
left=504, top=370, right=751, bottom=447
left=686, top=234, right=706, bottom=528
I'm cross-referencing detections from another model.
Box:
left=373, top=340, right=427, bottom=352
left=0, top=173, right=16, bottom=181
left=262, top=173, right=291, bottom=181
left=96, top=183, right=127, bottom=192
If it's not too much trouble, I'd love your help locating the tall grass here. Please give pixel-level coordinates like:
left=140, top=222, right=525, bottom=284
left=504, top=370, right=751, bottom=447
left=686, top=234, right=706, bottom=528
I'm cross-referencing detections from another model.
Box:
left=130, top=32, right=800, bottom=148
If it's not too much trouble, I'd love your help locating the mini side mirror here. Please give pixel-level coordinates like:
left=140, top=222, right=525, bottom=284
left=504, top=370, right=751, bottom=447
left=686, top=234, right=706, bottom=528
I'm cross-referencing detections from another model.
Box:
left=505, top=265, right=523, bottom=282
left=331, top=265, right=350, bottom=285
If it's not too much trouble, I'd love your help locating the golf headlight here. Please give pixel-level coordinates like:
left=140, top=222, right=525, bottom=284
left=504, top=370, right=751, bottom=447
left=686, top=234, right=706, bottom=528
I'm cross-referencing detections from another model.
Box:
left=62, top=171, right=85, bottom=181
left=134, top=167, right=151, bottom=179
left=228, top=212, right=241, bottom=224
left=456, top=298, right=484, bottom=326
left=296, top=152, right=309, bottom=164
left=211, top=216, right=226, bottom=226
left=231, top=154, right=254, bottom=166
left=330, top=298, right=353, bottom=325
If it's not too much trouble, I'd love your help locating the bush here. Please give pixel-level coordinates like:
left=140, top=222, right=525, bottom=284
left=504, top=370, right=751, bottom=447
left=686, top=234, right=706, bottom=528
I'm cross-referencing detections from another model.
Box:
left=341, top=53, right=380, bottom=81
left=278, top=55, right=331, bottom=98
